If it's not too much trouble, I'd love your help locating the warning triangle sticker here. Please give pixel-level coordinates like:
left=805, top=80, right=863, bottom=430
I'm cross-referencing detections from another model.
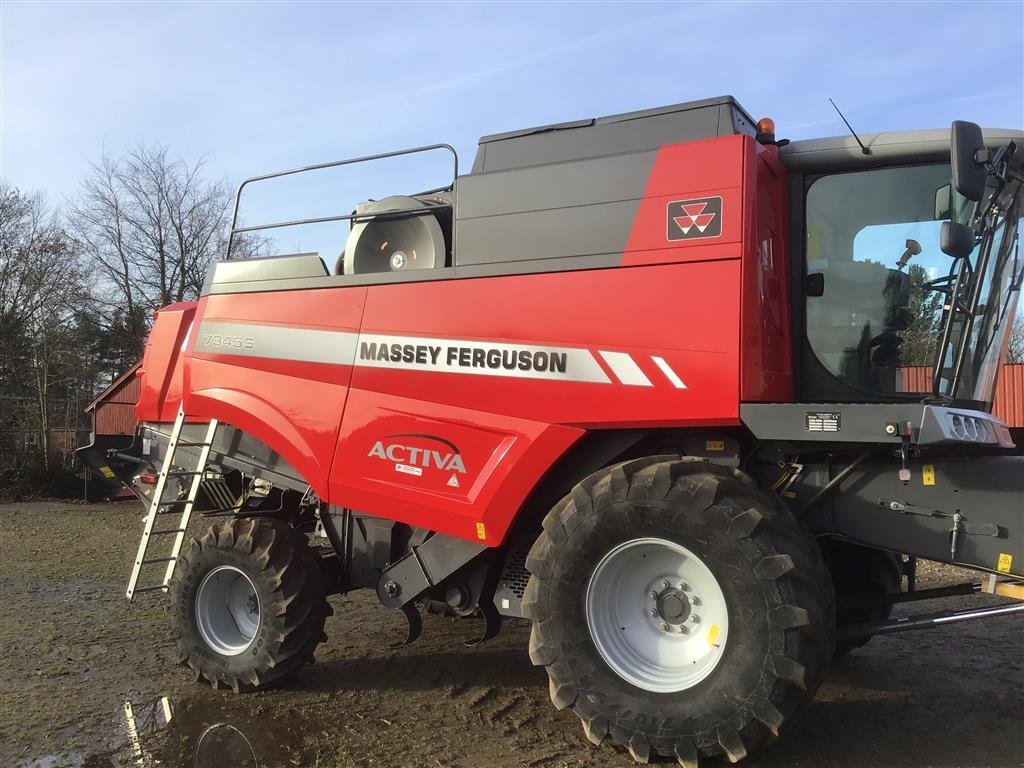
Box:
left=447, top=474, right=460, bottom=488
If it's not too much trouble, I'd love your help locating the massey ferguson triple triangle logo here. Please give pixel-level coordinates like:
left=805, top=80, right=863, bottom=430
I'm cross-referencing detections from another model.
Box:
left=666, top=197, right=722, bottom=241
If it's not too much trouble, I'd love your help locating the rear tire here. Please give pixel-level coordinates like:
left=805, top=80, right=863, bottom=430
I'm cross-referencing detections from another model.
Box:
left=523, top=457, right=835, bottom=764
left=169, top=518, right=331, bottom=692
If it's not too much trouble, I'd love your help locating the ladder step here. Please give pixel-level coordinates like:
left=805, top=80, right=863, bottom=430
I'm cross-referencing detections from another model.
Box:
left=141, top=557, right=177, bottom=565
left=174, top=441, right=213, bottom=448
left=131, top=584, right=169, bottom=594
left=166, top=470, right=208, bottom=477
left=149, top=528, right=188, bottom=535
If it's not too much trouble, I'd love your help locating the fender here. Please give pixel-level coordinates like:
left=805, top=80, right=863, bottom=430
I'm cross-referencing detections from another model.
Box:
left=186, top=387, right=326, bottom=496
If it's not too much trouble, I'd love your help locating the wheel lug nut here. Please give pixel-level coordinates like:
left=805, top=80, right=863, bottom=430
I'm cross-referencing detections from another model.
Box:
left=690, top=615, right=700, bottom=623
left=661, top=580, right=670, bottom=589
left=659, top=623, right=669, bottom=631
left=690, top=596, right=701, bottom=606
left=649, top=609, right=658, bottom=617
left=649, top=591, right=658, bottom=599
left=678, top=625, right=689, bottom=634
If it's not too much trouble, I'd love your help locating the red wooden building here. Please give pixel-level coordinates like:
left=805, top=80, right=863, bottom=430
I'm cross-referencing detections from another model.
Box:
left=82, top=362, right=142, bottom=499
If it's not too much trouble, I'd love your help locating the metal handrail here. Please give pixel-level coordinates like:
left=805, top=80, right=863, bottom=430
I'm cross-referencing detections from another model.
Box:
left=225, top=143, right=458, bottom=260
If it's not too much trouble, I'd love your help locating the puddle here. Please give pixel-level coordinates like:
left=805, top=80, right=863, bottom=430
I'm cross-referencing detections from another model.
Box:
left=18, top=692, right=319, bottom=768
left=126, top=693, right=305, bottom=768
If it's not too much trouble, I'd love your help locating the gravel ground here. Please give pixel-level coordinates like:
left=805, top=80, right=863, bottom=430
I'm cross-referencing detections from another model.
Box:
left=1, top=500, right=1022, bottom=768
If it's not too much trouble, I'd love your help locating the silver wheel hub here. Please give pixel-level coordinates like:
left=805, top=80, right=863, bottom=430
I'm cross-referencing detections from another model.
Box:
left=195, top=565, right=260, bottom=656
left=389, top=250, right=408, bottom=270
left=586, top=537, right=729, bottom=693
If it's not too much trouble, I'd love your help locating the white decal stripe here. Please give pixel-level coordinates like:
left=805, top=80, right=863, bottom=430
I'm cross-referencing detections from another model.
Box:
left=195, top=321, right=359, bottom=365
left=598, top=351, right=653, bottom=387
left=651, top=356, right=687, bottom=389
left=194, top=320, right=611, bottom=384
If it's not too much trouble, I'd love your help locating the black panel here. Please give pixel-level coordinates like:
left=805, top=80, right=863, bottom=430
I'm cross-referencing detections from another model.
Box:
left=804, top=456, right=1024, bottom=577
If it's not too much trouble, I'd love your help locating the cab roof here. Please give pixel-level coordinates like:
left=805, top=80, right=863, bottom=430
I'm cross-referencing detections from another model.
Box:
left=780, top=127, right=1024, bottom=173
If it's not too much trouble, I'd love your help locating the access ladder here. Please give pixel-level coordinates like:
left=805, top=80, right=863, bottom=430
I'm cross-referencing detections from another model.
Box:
left=125, top=405, right=219, bottom=600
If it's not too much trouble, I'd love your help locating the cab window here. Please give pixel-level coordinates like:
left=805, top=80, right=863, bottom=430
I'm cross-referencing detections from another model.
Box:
left=805, top=164, right=952, bottom=395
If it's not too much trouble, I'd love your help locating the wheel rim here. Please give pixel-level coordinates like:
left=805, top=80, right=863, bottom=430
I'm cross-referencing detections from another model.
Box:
left=195, top=565, right=260, bottom=656
left=585, top=537, right=729, bottom=693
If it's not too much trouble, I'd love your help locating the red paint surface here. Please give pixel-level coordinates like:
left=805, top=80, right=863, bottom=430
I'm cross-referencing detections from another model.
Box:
left=133, top=134, right=797, bottom=545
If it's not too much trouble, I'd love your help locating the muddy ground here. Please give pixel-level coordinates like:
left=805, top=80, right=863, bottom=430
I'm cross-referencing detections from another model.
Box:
left=0, top=501, right=1021, bottom=768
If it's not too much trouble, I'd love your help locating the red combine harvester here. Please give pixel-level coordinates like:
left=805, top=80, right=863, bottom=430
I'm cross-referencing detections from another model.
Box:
left=97, top=97, right=1023, bottom=764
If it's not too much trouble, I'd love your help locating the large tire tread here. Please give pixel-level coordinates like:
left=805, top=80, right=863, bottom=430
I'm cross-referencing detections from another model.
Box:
left=169, top=517, right=332, bottom=693
left=523, top=457, right=835, bottom=765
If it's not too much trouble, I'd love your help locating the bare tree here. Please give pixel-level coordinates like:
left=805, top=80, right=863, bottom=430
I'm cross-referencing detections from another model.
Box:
left=69, top=144, right=236, bottom=354
left=1007, top=311, right=1024, bottom=364
left=0, top=185, right=88, bottom=468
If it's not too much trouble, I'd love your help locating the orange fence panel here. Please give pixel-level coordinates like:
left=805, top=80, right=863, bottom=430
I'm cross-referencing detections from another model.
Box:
left=898, top=364, right=1024, bottom=427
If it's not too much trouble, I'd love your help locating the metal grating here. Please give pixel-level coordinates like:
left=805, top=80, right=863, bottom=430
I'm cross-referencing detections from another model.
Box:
left=499, top=535, right=534, bottom=599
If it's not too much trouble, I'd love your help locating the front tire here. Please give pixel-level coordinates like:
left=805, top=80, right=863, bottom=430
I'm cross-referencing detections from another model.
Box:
left=169, top=518, right=331, bottom=692
left=523, top=457, right=835, bottom=764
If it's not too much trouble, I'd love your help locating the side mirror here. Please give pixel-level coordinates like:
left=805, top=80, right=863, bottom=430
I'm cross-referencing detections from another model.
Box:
left=940, top=221, right=975, bottom=259
left=951, top=121, right=988, bottom=202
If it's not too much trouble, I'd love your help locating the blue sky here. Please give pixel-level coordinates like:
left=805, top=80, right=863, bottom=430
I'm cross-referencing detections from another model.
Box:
left=2, top=0, right=1022, bottom=230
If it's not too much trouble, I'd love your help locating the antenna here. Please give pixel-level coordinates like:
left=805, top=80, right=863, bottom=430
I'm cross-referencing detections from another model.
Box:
left=829, top=98, right=871, bottom=156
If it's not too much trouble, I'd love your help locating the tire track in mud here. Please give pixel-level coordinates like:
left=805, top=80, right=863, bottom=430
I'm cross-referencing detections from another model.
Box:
left=3, top=504, right=1024, bottom=768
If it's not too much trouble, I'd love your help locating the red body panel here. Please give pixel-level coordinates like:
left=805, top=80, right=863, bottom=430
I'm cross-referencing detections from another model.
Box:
left=136, top=134, right=793, bottom=546
left=186, top=288, right=367, bottom=493
left=137, top=302, right=195, bottom=424
left=741, top=145, right=793, bottom=402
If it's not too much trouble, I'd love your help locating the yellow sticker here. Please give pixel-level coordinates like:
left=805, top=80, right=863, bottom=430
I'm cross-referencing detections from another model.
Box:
left=922, top=465, right=935, bottom=486
left=783, top=491, right=796, bottom=498
left=705, top=440, right=725, bottom=452
left=475, top=522, right=487, bottom=541
left=997, top=553, right=1013, bottom=574
left=707, top=624, right=721, bottom=647
left=99, top=465, right=115, bottom=479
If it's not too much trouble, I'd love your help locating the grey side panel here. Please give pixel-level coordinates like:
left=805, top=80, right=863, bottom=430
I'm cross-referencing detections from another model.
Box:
left=139, top=422, right=307, bottom=493
left=741, top=402, right=1013, bottom=447
left=204, top=252, right=622, bottom=296
left=456, top=199, right=642, bottom=266
left=212, top=252, right=326, bottom=283
left=472, top=96, right=755, bottom=173
left=455, top=148, right=655, bottom=267
left=804, top=456, right=1024, bottom=577
left=457, top=151, right=655, bottom=219
left=204, top=252, right=330, bottom=294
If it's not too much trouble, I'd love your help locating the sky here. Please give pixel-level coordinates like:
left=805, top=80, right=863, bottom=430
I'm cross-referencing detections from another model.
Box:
left=2, top=0, right=1023, bottom=244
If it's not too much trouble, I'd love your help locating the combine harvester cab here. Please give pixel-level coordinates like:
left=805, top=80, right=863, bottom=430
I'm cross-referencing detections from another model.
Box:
left=115, top=97, right=1023, bottom=765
